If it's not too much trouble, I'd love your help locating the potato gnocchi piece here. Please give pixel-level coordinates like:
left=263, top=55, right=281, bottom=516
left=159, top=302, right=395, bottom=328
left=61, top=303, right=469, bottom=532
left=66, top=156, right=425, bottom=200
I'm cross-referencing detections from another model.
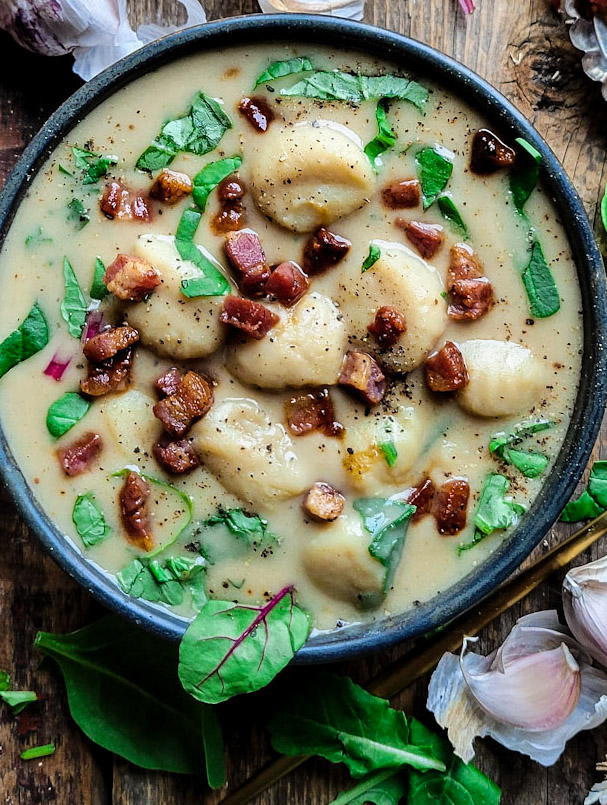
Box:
left=123, top=234, right=232, bottom=360
left=101, top=390, right=163, bottom=459
left=456, top=339, right=547, bottom=418
left=226, top=292, right=347, bottom=389
left=191, top=398, right=307, bottom=507
left=303, top=514, right=385, bottom=609
left=343, top=406, right=425, bottom=494
left=249, top=121, right=376, bottom=232
left=338, top=240, right=447, bottom=373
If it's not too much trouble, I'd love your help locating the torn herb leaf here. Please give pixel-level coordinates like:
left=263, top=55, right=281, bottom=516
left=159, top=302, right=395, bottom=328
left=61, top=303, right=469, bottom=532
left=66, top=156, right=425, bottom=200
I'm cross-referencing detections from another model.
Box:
left=192, top=156, right=242, bottom=211
left=60, top=257, right=88, bottom=339
left=67, top=198, right=90, bottom=229
left=437, top=195, right=468, bottom=237
left=204, top=507, right=277, bottom=548
left=72, top=146, right=117, bottom=184
left=364, top=99, right=396, bottom=169
left=415, top=147, right=453, bottom=209
left=489, top=419, right=553, bottom=478
left=90, top=257, right=108, bottom=300
left=354, top=498, right=416, bottom=592
left=588, top=461, right=607, bottom=508
left=25, top=227, right=52, bottom=249
left=254, top=56, right=314, bottom=87
left=378, top=440, right=398, bottom=468
left=561, top=490, right=605, bottom=523
left=601, top=186, right=607, bottom=233
left=175, top=208, right=230, bottom=297
left=510, top=137, right=541, bottom=215
left=46, top=392, right=91, bottom=438
left=72, top=493, right=110, bottom=548
left=362, top=243, right=381, bottom=272
left=521, top=240, right=560, bottom=318
left=473, top=473, right=525, bottom=537
left=0, top=302, right=49, bottom=380
left=280, top=71, right=428, bottom=111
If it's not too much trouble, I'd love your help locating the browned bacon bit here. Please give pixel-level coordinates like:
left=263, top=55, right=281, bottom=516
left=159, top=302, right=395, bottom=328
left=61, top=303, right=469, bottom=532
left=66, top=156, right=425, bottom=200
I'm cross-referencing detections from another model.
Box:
left=120, top=471, right=153, bottom=551
left=265, top=261, right=310, bottom=307
left=338, top=351, right=386, bottom=406
left=447, top=243, right=494, bottom=321
left=224, top=229, right=270, bottom=296
left=104, top=254, right=161, bottom=302
left=219, top=295, right=279, bottom=340
left=425, top=342, right=469, bottom=393
left=100, top=181, right=151, bottom=221
left=153, top=436, right=200, bottom=475
left=285, top=388, right=344, bottom=438
left=382, top=179, right=421, bottom=209
left=154, top=367, right=182, bottom=398
left=212, top=176, right=246, bottom=234
left=83, top=325, right=139, bottom=363
left=150, top=169, right=193, bottom=204
left=302, top=482, right=345, bottom=522
left=58, top=431, right=103, bottom=477
left=153, top=371, right=214, bottom=437
left=433, top=478, right=470, bottom=536
left=397, top=219, right=444, bottom=260
left=470, top=129, right=516, bottom=175
left=80, top=347, right=134, bottom=397
left=367, top=306, right=407, bottom=348
left=302, top=227, right=351, bottom=275
left=238, top=96, right=275, bottom=132
left=404, top=478, right=436, bottom=522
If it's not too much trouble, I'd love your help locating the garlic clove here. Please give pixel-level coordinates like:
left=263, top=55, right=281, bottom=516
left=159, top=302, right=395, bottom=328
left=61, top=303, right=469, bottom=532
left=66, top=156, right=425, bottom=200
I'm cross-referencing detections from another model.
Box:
left=585, top=780, right=607, bottom=805
left=564, top=556, right=607, bottom=668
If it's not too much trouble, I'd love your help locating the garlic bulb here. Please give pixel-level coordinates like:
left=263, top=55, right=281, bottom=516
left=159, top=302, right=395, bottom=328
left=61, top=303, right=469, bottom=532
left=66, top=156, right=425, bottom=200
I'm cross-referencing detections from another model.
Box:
left=427, top=611, right=607, bottom=766
left=0, top=0, right=206, bottom=81
left=564, top=556, right=607, bottom=668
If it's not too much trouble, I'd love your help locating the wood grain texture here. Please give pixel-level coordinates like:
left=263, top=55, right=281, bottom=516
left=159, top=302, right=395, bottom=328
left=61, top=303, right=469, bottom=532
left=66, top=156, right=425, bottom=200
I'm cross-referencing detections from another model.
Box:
left=0, top=1, right=606, bottom=803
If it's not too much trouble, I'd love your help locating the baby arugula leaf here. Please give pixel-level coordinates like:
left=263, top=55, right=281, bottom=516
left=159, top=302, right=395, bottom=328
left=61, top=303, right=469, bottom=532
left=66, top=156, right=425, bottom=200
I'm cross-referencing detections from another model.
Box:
left=268, top=672, right=445, bottom=777
left=60, top=257, right=88, bottom=339
left=46, top=392, right=91, bottom=438
left=510, top=137, right=541, bottom=215
left=254, top=56, right=315, bottom=87
left=407, top=719, right=501, bottom=805
left=329, top=769, right=407, bottom=805
left=415, top=147, right=453, bottom=209
left=72, top=493, right=110, bottom=548
left=0, top=302, right=49, bottom=380
left=281, top=71, right=428, bottom=111
left=354, top=499, right=416, bottom=593
left=521, top=240, right=560, bottom=318
left=192, top=156, right=242, bottom=211
left=175, top=208, right=231, bottom=297
left=364, top=100, right=397, bottom=169
left=35, top=616, right=224, bottom=781
left=178, top=585, right=309, bottom=704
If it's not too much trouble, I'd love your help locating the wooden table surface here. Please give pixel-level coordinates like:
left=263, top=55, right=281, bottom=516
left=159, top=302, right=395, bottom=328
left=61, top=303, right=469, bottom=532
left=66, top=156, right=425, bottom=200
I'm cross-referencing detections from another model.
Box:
left=1, top=1, right=607, bottom=803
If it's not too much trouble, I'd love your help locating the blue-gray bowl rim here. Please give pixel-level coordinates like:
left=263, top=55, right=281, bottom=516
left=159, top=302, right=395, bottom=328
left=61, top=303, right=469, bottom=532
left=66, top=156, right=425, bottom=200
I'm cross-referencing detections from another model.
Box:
left=0, top=13, right=605, bottom=664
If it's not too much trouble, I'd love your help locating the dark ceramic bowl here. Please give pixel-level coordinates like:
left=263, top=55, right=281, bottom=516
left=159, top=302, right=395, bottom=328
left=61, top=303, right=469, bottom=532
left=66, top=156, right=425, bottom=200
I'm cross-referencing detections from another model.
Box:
left=0, top=14, right=606, bottom=663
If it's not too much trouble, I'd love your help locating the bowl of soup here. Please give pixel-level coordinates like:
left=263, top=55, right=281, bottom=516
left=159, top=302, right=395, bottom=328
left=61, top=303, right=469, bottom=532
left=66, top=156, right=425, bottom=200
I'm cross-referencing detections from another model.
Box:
left=0, top=15, right=605, bottom=662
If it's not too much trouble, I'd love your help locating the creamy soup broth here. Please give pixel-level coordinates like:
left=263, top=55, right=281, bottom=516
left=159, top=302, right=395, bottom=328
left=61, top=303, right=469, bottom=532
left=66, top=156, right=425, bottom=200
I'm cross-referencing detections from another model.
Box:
left=0, top=43, right=582, bottom=632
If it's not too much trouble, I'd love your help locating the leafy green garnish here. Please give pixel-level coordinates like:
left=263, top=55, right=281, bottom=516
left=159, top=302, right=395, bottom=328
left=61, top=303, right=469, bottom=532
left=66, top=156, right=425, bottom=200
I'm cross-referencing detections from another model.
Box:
left=268, top=672, right=445, bottom=777
left=192, top=156, right=242, bottom=211
left=280, top=71, right=429, bottom=111
left=175, top=208, right=231, bottom=297
left=46, top=392, right=91, bottom=438
left=72, top=146, right=117, bottom=184
left=601, top=186, right=607, bottom=232
left=60, top=257, right=88, bottom=339
left=67, top=198, right=90, bottom=229
left=72, top=493, right=110, bottom=548
left=0, top=302, right=49, bottom=380
left=521, top=239, right=560, bottom=318
left=117, top=555, right=207, bottom=609
left=25, top=227, right=52, bottom=249
left=21, top=744, right=55, bottom=760
left=510, top=137, right=541, bottom=215
left=378, top=440, right=398, bottom=468
left=329, top=769, right=407, bottom=805
left=364, top=99, right=396, bottom=169
left=415, top=147, right=453, bottom=209
left=204, top=507, right=276, bottom=548
left=0, top=670, right=9, bottom=690
left=361, top=243, right=381, bottom=273
left=437, top=195, right=468, bottom=237
left=178, top=585, right=309, bottom=704
left=461, top=473, right=524, bottom=551
left=90, top=257, right=108, bottom=300
left=254, top=56, right=315, bottom=87
left=354, top=498, right=416, bottom=593
left=489, top=419, right=553, bottom=478
left=35, top=616, right=223, bottom=781
left=136, top=92, right=232, bottom=173
left=0, top=689, right=37, bottom=715
left=561, top=461, right=607, bottom=522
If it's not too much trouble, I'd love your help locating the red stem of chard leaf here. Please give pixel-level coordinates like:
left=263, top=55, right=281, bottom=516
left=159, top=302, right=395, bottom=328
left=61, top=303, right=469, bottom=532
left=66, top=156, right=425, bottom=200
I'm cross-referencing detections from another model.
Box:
left=195, top=585, right=295, bottom=690
left=459, top=0, right=475, bottom=12
left=43, top=351, right=72, bottom=381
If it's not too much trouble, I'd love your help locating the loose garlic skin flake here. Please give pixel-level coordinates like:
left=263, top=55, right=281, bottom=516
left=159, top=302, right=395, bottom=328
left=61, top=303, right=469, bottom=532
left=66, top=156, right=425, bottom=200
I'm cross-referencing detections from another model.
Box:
left=249, top=121, right=376, bottom=232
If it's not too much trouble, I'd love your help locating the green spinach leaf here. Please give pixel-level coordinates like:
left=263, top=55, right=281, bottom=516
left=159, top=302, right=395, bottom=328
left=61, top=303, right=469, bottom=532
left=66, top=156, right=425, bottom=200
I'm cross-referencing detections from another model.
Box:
left=21, top=744, right=55, bottom=760
left=378, top=440, right=398, bottom=468
left=0, top=302, right=49, bottom=380
left=489, top=419, right=553, bottom=478
left=0, top=689, right=38, bottom=715
left=117, top=555, right=207, bottom=609
left=60, top=257, right=88, bottom=339
left=362, top=244, right=381, bottom=272
left=602, top=186, right=607, bottom=232
left=561, top=489, right=605, bottom=523
left=415, top=147, right=453, bottom=209
left=461, top=473, right=524, bottom=551
left=204, top=507, right=276, bottom=548
left=510, top=137, right=541, bottom=215
left=178, top=585, right=309, bottom=704
left=588, top=461, right=607, bottom=508
left=72, top=146, right=117, bottom=184
left=46, top=392, right=91, bottom=438
left=364, top=100, right=396, bottom=168
left=329, top=769, right=407, bottom=805
left=255, top=56, right=314, bottom=87
left=437, top=195, right=468, bottom=237
left=521, top=240, right=560, bottom=318
left=268, top=672, right=444, bottom=777
left=136, top=93, right=232, bottom=172
left=72, top=493, right=110, bottom=547
left=25, top=227, right=52, bottom=249
left=90, top=257, right=108, bottom=300
left=67, top=198, right=90, bottom=229
left=354, top=499, right=416, bottom=592
left=281, top=71, right=428, bottom=111
left=175, top=208, right=231, bottom=297
left=35, top=616, right=224, bottom=780
left=192, top=156, right=242, bottom=211
left=0, top=670, right=9, bottom=690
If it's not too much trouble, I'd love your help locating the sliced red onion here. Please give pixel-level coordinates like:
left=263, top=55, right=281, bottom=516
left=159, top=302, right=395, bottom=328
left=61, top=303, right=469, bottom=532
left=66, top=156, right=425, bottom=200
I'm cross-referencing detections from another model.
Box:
left=81, top=309, right=106, bottom=344
left=44, top=350, right=72, bottom=381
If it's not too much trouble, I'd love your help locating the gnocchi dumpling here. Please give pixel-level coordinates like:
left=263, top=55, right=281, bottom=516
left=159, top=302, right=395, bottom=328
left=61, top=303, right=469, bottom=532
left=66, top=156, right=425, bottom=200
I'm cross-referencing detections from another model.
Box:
left=337, top=240, right=447, bottom=373
left=191, top=397, right=307, bottom=507
left=343, top=406, right=425, bottom=493
left=456, top=339, right=547, bottom=418
left=123, top=234, right=232, bottom=360
left=101, top=390, right=163, bottom=459
left=226, top=292, right=347, bottom=389
left=303, top=514, right=385, bottom=609
left=249, top=121, right=376, bottom=232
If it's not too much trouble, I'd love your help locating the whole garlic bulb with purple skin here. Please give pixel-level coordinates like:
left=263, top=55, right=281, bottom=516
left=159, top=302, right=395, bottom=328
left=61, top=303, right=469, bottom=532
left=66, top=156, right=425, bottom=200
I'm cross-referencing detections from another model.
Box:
left=564, top=556, right=607, bottom=668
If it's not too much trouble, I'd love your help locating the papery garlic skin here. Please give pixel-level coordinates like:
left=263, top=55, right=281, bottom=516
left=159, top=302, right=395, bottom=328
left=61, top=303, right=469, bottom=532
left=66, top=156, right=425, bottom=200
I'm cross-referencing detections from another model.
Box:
left=427, top=611, right=607, bottom=766
left=564, top=556, right=607, bottom=668
left=257, top=0, right=365, bottom=21
left=586, top=781, right=607, bottom=805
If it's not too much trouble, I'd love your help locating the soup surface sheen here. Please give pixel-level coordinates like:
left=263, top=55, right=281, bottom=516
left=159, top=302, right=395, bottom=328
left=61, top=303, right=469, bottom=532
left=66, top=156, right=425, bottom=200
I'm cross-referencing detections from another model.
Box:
left=0, top=43, right=582, bottom=633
